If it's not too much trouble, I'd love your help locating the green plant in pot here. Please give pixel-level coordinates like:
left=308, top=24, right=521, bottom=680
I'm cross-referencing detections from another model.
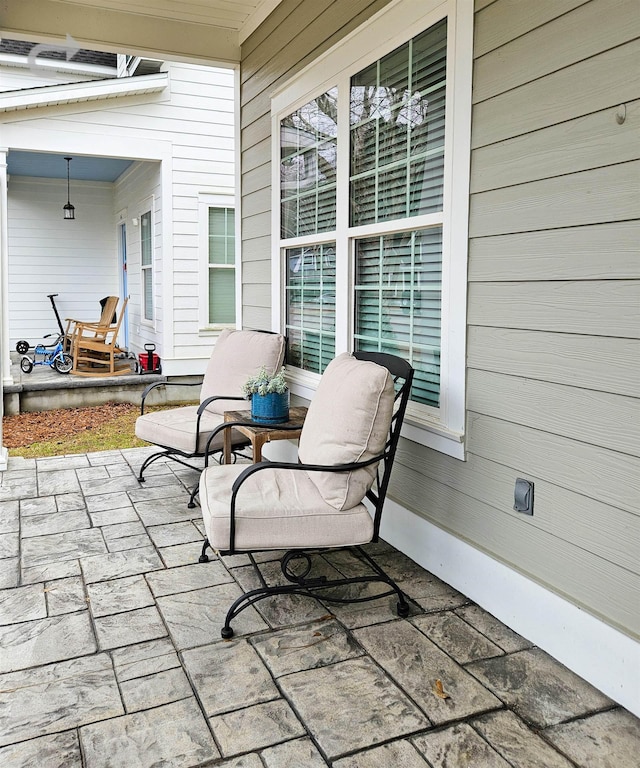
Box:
left=242, top=366, right=290, bottom=424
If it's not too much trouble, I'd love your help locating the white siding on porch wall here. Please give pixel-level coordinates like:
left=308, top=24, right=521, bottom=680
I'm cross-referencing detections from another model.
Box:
left=7, top=176, right=119, bottom=348
left=114, top=161, right=162, bottom=356
left=1, top=61, right=236, bottom=374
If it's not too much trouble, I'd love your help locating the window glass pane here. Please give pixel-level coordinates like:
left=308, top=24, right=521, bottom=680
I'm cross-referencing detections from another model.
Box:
left=209, top=267, right=236, bottom=324
left=141, top=209, right=153, bottom=321
left=141, top=211, right=152, bottom=266
left=143, top=268, right=153, bottom=321
left=209, top=207, right=235, bottom=265
left=350, top=19, right=447, bottom=226
left=280, top=89, right=338, bottom=238
left=285, top=243, right=336, bottom=373
left=354, top=227, right=442, bottom=407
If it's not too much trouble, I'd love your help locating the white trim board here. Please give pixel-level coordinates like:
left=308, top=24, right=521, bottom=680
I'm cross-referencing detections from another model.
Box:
left=0, top=72, right=169, bottom=113
left=380, top=499, right=640, bottom=717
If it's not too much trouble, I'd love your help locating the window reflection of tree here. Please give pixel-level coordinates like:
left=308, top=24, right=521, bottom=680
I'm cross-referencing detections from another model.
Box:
left=280, top=90, right=338, bottom=239
left=286, top=244, right=336, bottom=373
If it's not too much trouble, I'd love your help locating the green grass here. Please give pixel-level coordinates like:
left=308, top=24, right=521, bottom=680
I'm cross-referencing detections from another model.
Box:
left=7, top=403, right=197, bottom=459
left=8, top=409, right=147, bottom=459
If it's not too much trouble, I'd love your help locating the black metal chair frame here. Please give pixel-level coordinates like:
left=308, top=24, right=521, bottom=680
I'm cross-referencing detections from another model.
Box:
left=198, top=351, right=415, bottom=639
left=137, top=387, right=251, bottom=505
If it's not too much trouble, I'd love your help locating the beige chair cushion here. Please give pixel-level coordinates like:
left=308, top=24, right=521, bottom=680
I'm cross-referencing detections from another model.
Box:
left=298, top=353, right=394, bottom=511
left=199, top=464, right=374, bottom=551
left=135, top=406, right=247, bottom=455
left=200, top=329, right=286, bottom=414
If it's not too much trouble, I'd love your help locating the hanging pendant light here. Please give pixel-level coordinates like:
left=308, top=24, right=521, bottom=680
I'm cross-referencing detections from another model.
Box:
left=63, top=156, right=75, bottom=220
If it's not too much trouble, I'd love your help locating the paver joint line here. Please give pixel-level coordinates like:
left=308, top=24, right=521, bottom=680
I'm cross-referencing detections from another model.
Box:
left=0, top=447, right=637, bottom=767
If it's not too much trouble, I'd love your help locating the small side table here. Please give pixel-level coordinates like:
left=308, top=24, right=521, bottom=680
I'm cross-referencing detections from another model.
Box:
left=222, top=406, right=308, bottom=464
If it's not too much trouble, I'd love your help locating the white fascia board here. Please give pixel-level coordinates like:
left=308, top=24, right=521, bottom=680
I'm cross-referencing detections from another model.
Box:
left=239, top=0, right=285, bottom=44
left=0, top=72, right=168, bottom=113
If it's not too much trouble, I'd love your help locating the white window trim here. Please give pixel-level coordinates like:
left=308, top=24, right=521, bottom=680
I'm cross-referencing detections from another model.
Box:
left=271, top=0, right=472, bottom=460
left=198, top=192, right=238, bottom=333
left=140, top=197, right=155, bottom=327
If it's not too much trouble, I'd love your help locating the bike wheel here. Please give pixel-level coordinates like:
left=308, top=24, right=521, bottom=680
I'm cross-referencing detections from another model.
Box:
left=16, top=340, right=29, bottom=355
left=20, top=356, right=33, bottom=374
left=54, top=353, right=73, bottom=374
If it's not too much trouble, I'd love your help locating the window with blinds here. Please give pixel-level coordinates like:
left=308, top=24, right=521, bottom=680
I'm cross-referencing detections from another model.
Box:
left=281, top=89, right=338, bottom=370
left=140, top=210, right=153, bottom=322
left=354, top=227, right=442, bottom=408
left=285, top=243, right=336, bottom=373
left=274, top=0, right=471, bottom=455
left=351, top=21, right=446, bottom=406
left=208, top=207, right=236, bottom=325
left=350, top=20, right=447, bottom=227
left=280, top=89, right=338, bottom=239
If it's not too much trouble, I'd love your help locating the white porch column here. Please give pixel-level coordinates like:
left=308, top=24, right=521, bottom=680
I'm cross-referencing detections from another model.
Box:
left=0, top=148, right=10, bottom=470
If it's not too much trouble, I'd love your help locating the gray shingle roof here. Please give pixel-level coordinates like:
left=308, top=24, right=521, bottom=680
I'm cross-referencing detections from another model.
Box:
left=0, top=39, right=116, bottom=68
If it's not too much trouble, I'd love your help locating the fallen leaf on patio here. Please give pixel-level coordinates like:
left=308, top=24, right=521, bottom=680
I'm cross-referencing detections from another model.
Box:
left=280, top=633, right=334, bottom=652
left=433, top=679, right=450, bottom=699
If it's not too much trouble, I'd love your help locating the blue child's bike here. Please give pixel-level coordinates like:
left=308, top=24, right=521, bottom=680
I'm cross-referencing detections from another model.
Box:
left=16, top=293, right=73, bottom=375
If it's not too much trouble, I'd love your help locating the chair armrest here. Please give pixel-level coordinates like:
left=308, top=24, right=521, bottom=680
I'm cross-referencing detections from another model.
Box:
left=195, top=395, right=247, bottom=442
left=219, top=455, right=384, bottom=554
left=200, top=418, right=254, bottom=466
left=230, top=455, right=384, bottom=496
left=72, top=320, right=112, bottom=334
left=140, top=379, right=201, bottom=414
left=197, top=394, right=246, bottom=416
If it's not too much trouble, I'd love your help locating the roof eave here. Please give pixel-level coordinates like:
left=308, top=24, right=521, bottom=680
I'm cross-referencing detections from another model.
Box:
left=0, top=71, right=169, bottom=113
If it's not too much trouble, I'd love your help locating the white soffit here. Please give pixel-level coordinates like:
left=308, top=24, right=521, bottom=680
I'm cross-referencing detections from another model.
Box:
left=0, top=1, right=285, bottom=64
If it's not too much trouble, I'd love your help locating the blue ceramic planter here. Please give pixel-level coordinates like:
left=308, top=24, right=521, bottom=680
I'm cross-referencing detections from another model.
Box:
left=250, top=391, right=290, bottom=424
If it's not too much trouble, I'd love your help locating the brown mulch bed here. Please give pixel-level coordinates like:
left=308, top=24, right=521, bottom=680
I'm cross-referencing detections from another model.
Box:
left=2, top=402, right=138, bottom=448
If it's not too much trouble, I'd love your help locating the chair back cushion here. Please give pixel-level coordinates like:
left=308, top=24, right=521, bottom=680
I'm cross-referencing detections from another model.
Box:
left=200, top=329, right=286, bottom=415
left=298, top=352, right=394, bottom=510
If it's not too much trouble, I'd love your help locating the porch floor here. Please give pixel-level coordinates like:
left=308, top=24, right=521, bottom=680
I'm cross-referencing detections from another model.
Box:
left=5, top=354, right=165, bottom=414
left=0, top=448, right=638, bottom=767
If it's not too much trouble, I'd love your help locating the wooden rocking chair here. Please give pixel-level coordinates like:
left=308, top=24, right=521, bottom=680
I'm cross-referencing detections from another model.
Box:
left=63, top=296, right=119, bottom=354
left=71, top=298, right=131, bottom=377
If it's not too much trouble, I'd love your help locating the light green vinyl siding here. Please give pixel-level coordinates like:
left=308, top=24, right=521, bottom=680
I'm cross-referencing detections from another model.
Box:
left=240, top=0, right=640, bottom=639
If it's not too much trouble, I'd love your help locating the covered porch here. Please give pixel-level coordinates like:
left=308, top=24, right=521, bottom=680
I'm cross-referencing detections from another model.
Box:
left=1, top=0, right=639, bottom=762
left=0, top=447, right=635, bottom=766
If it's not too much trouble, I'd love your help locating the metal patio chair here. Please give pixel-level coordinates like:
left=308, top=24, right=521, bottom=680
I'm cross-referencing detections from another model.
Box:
left=197, top=350, right=414, bottom=638
left=135, top=328, right=286, bottom=498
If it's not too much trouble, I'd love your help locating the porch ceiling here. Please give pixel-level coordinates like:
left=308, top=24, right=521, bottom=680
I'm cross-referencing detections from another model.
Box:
left=7, top=150, right=135, bottom=182
left=0, top=0, right=285, bottom=65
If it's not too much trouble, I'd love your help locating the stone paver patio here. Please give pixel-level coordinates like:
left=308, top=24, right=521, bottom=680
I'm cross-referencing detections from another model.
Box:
left=1, top=447, right=639, bottom=767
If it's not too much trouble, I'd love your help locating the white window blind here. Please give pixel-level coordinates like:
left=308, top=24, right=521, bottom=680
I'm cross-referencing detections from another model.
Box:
left=140, top=210, right=153, bottom=322
left=354, top=227, right=442, bottom=407
left=281, top=90, right=338, bottom=368
left=350, top=20, right=446, bottom=226
left=280, top=89, right=338, bottom=238
left=285, top=243, right=336, bottom=373
left=208, top=207, right=236, bottom=325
